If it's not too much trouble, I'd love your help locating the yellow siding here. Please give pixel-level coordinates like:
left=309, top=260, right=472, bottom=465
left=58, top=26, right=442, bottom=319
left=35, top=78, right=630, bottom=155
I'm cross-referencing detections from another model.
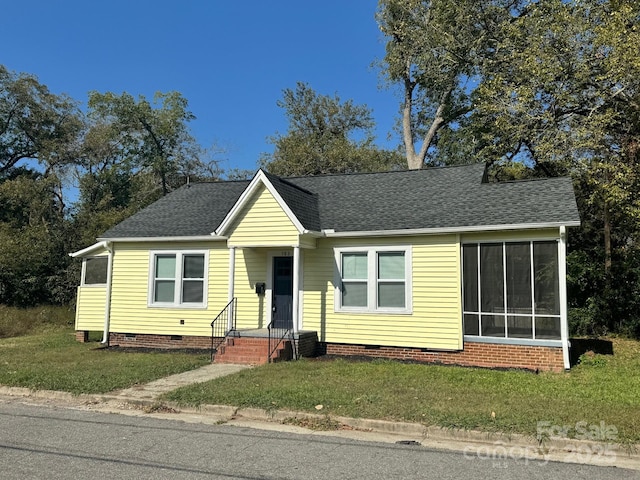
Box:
left=233, top=248, right=268, bottom=329
left=299, top=234, right=317, bottom=249
left=75, top=286, right=106, bottom=331
left=108, top=241, right=229, bottom=336
left=227, top=184, right=301, bottom=247
left=302, top=236, right=463, bottom=350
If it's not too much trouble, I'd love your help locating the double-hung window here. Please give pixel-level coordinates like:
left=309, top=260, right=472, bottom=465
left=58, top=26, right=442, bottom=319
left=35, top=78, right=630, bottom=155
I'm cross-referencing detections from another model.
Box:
left=462, top=241, right=561, bottom=341
left=336, top=247, right=411, bottom=313
left=149, top=251, right=207, bottom=307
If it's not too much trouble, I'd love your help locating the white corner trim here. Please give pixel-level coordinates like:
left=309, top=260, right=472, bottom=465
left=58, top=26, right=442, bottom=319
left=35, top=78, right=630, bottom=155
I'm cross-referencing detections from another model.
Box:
left=69, top=241, right=108, bottom=258
left=558, top=225, right=570, bottom=370
left=214, top=170, right=306, bottom=236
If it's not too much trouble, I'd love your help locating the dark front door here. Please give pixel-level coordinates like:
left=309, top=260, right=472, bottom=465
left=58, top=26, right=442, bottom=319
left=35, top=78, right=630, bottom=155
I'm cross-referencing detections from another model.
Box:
left=272, top=256, right=293, bottom=329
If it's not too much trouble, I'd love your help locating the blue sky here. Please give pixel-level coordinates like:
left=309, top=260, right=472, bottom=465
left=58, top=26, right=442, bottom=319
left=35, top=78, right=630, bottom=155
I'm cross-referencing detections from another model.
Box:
left=4, top=0, right=399, bottom=174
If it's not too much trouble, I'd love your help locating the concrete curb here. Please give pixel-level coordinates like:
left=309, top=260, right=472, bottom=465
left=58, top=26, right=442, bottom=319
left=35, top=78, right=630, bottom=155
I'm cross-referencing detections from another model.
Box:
left=163, top=401, right=639, bottom=468
left=1, top=385, right=638, bottom=470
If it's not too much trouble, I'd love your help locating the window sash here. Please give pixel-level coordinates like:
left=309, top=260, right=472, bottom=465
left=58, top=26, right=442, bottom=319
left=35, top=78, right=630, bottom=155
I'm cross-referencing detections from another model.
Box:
left=150, top=252, right=206, bottom=307
left=462, top=241, right=560, bottom=341
left=338, top=248, right=410, bottom=312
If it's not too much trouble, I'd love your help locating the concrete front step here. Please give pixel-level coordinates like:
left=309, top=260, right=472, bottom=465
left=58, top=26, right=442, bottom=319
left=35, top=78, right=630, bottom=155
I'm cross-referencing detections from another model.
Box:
left=215, top=355, right=269, bottom=365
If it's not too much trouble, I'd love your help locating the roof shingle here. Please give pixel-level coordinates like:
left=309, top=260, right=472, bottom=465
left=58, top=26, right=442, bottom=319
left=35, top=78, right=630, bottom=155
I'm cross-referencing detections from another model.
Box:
left=99, top=163, right=580, bottom=239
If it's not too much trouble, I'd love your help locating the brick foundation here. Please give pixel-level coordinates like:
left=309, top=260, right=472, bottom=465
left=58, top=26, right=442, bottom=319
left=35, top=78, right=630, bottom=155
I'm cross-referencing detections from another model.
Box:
left=109, top=332, right=213, bottom=350
left=82, top=331, right=564, bottom=371
left=295, top=331, right=319, bottom=358
left=320, top=341, right=565, bottom=372
left=75, top=331, right=89, bottom=343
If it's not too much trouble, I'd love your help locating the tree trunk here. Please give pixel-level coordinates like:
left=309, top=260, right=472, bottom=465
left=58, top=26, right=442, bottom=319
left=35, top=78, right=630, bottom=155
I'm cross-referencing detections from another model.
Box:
left=401, top=76, right=451, bottom=170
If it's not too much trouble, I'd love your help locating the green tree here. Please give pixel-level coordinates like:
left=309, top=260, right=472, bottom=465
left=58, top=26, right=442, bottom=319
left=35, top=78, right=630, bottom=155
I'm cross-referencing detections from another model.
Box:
left=261, top=82, right=403, bottom=176
left=86, top=91, right=208, bottom=197
left=457, top=0, right=640, bottom=335
left=0, top=169, right=71, bottom=306
left=75, top=91, right=222, bottom=245
left=376, top=0, right=522, bottom=169
left=0, top=65, right=82, bottom=175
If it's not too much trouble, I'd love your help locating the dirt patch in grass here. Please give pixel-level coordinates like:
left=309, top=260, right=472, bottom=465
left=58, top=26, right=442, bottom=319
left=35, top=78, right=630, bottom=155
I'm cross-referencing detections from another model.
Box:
left=106, top=345, right=210, bottom=356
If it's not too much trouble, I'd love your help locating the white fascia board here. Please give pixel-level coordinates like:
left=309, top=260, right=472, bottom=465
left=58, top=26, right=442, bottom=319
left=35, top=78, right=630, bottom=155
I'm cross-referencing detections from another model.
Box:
left=324, top=221, right=581, bottom=238
left=69, top=241, right=108, bottom=258
left=96, top=235, right=226, bottom=243
left=302, top=229, right=324, bottom=237
left=214, top=169, right=305, bottom=236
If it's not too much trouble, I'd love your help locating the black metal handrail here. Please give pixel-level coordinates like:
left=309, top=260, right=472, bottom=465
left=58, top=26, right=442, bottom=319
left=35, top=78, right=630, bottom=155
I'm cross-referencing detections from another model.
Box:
left=210, top=297, right=236, bottom=361
left=267, top=322, right=293, bottom=363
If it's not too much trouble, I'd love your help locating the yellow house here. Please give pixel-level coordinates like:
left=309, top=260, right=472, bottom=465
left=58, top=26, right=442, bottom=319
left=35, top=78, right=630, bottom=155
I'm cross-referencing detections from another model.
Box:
left=71, top=164, right=581, bottom=371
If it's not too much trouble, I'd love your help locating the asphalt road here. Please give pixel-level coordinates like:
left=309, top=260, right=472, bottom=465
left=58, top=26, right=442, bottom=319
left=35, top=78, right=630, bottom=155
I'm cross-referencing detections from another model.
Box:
left=0, top=402, right=636, bottom=480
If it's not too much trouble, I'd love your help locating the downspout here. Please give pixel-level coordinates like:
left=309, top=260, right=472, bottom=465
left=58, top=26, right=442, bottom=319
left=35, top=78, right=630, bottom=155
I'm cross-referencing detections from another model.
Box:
left=558, top=226, right=570, bottom=370
left=101, top=241, right=114, bottom=345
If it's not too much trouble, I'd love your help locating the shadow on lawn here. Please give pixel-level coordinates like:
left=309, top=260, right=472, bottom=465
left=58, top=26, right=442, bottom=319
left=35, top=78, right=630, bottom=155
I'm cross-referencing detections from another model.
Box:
left=569, top=337, right=614, bottom=366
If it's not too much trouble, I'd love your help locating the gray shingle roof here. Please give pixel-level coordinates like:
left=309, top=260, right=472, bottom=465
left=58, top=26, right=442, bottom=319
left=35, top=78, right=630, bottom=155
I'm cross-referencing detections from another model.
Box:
left=100, top=181, right=248, bottom=238
left=99, top=163, right=580, bottom=239
left=262, top=171, right=321, bottom=231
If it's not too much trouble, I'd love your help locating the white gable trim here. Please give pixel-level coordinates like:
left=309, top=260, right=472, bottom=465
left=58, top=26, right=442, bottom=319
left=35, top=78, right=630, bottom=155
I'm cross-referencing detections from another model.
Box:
left=69, top=241, right=108, bottom=258
left=214, top=169, right=305, bottom=236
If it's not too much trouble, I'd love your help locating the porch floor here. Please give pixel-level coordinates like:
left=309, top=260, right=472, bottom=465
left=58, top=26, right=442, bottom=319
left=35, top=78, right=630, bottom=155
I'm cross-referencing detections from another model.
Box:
left=229, top=328, right=317, bottom=339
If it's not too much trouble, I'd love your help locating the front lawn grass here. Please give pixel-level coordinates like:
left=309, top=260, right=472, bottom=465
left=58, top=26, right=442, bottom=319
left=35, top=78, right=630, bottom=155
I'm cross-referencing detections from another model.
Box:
left=164, top=337, right=640, bottom=444
left=0, top=328, right=210, bottom=394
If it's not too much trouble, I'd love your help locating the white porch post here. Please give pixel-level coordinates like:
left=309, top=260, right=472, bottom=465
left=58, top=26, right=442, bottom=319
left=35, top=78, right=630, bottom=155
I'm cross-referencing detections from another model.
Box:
left=228, top=246, right=236, bottom=331
left=292, top=246, right=300, bottom=334
left=101, top=242, right=114, bottom=344
left=559, top=226, right=570, bottom=370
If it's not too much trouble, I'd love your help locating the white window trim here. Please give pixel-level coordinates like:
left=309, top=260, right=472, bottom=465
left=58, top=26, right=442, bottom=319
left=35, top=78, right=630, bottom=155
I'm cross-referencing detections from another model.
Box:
left=147, top=250, right=209, bottom=309
left=81, top=256, right=109, bottom=287
left=461, top=240, right=562, bottom=342
left=334, top=245, right=412, bottom=314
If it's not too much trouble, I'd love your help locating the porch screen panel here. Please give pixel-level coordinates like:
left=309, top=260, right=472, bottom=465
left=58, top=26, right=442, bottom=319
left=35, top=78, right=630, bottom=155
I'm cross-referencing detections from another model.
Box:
left=536, top=316, right=561, bottom=339
left=507, top=315, right=533, bottom=338
left=534, top=242, right=560, bottom=315
left=342, top=253, right=367, bottom=307
left=84, top=257, right=108, bottom=285
left=462, top=244, right=480, bottom=335
left=481, top=314, right=505, bottom=337
left=505, top=243, right=532, bottom=314
left=462, top=244, right=478, bottom=311
left=464, top=313, right=480, bottom=335
left=480, top=244, right=504, bottom=313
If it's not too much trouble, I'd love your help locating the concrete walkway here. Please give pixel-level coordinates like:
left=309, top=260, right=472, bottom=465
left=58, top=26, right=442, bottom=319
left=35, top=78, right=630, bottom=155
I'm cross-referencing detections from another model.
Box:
left=102, top=363, right=251, bottom=403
